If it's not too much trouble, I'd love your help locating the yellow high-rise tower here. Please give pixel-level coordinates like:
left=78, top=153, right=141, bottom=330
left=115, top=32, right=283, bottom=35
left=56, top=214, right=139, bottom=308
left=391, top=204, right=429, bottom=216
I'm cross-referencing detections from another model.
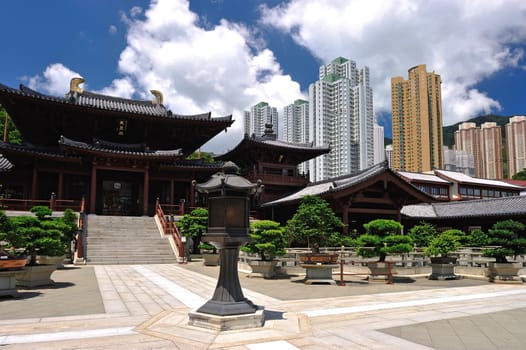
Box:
left=391, top=64, right=443, bottom=172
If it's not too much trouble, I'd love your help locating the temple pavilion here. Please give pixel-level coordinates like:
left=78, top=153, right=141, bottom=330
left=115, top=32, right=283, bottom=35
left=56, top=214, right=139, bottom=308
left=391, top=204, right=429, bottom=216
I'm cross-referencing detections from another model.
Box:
left=0, top=78, right=232, bottom=216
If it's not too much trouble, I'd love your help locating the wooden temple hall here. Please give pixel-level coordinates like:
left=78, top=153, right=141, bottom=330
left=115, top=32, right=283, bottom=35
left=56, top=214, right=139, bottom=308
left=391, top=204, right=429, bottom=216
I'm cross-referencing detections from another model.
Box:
left=0, top=78, right=233, bottom=216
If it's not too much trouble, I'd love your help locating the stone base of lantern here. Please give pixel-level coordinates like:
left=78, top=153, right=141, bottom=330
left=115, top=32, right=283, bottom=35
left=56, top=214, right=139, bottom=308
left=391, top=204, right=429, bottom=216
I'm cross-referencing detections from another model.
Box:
left=188, top=308, right=264, bottom=331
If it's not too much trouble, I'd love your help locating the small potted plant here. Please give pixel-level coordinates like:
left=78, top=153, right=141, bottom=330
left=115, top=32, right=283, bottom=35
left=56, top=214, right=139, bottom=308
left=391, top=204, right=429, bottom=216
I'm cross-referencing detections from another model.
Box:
left=356, top=219, right=413, bottom=281
left=198, top=241, right=219, bottom=266
left=424, top=229, right=463, bottom=280
left=241, top=220, right=287, bottom=278
left=482, top=219, right=526, bottom=282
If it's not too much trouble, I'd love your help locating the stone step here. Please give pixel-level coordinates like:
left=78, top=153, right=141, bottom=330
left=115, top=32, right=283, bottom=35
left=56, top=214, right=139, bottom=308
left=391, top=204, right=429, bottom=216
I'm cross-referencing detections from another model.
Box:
left=86, top=215, right=178, bottom=265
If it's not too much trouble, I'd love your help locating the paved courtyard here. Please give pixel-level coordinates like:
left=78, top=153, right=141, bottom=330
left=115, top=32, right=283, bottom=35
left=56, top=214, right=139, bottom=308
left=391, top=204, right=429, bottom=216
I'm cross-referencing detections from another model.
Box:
left=1, top=262, right=526, bottom=349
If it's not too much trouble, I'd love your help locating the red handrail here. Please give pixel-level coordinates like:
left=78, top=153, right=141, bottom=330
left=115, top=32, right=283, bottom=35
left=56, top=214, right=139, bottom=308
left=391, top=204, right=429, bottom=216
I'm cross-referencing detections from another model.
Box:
left=155, top=199, right=185, bottom=263
left=75, top=197, right=86, bottom=261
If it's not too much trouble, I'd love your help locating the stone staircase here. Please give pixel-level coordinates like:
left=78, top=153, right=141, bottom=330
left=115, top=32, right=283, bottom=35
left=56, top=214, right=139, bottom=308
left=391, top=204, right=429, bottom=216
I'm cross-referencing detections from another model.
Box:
left=85, top=215, right=179, bottom=265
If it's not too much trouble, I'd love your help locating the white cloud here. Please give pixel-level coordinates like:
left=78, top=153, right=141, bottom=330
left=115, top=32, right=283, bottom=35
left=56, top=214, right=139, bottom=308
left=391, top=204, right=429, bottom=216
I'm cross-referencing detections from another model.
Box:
left=116, top=0, right=303, bottom=152
left=108, top=25, right=117, bottom=34
left=260, top=0, right=526, bottom=126
left=25, top=63, right=82, bottom=96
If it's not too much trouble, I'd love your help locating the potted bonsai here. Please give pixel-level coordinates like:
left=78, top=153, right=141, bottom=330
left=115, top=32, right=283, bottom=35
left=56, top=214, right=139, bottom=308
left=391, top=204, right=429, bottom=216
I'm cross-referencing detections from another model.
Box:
left=36, top=208, right=77, bottom=267
left=285, top=195, right=344, bottom=264
left=176, top=207, right=208, bottom=260
left=0, top=210, right=27, bottom=271
left=3, top=206, right=67, bottom=287
left=356, top=219, right=413, bottom=281
left=483, top=219, right=526, bottom=283
left=424, top=229, right=463, bottom=280
left=241, top=220, right=287, bottom=278
left=198, top=241, right=219, bottom=266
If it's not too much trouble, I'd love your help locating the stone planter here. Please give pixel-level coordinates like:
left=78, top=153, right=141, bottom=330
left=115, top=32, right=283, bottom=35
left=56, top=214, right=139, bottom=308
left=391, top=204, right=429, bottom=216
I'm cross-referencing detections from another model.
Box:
left=247, top=260, right=278, bottom=279
left=300, top=253, right=339, bottom=264
left=487, top=262, right=523, bottom=283
left=428, top=256, right=457, bottom=280
left=16, top=264, right=57, bottom=288
left=202, top=253, right=220, bottom=266
left=37, top=255, right=66, bottom=268
left=367, top=262, right=396, bottom=282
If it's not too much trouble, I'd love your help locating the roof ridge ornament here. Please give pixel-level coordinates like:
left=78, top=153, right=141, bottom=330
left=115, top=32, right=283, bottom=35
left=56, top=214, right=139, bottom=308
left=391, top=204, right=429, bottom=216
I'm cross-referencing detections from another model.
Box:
left=70, top=77, right=85, bottom=93
left=150, top=89, right=163, bottom=105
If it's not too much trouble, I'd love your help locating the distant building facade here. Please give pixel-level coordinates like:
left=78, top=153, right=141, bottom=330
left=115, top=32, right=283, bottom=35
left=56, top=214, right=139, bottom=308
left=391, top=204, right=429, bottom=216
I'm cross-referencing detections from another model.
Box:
left=391, top=64, right=444, bottom=172
left=506, top=115, right=526, bottom=178
left=283, top=99, right=309, bottom=144
left=244, top=101, right=278, bottom=138
left=454, top=121, right=503, bottom=179
left=308, top=57, right=374, bottom=181
left=373, top=121, right=385, bottom=165
left=443, top=146, right=475, bottom=176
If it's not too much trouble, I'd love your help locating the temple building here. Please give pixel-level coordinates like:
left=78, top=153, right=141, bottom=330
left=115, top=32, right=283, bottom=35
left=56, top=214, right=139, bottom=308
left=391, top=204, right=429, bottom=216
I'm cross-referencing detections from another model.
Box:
left=0, top=78, right=232, bottom=216
left=215, top=125, right=330, bottom=204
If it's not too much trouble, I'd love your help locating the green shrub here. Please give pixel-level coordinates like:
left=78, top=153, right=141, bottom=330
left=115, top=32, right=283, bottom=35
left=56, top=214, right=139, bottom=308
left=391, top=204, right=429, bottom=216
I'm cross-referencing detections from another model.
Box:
left=285, top=195, right=344, bottom=253
left=241, top=220, right=287, bottom=261
left=356, top=219, right=412, bottom=261
left=424, top=229, right=462, bottom=257
left=408, top=222, right=437, bottom=248
left=483, top=220, right=526, bottom=263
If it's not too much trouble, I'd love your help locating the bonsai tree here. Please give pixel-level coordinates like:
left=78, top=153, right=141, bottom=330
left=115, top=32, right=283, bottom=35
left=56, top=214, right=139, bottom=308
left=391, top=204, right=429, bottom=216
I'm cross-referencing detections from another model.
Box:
left=356, top=219, right=413, bottom=262
left=176, top=207, right=208, bottom=253
left=424, top=229, right=462, bottom=258
left=3, top=206, right=67, bottom=265
left=408, top=222, right=437, bottom=248
left=483, top=219, right=526, bottom=263
left=466, top=228, right=489, bottom=247
left=241, top=220, right=287, bottom=261
left=198, top=241, right=217, bottom=254
left=285, top=195, right=344, bottom=253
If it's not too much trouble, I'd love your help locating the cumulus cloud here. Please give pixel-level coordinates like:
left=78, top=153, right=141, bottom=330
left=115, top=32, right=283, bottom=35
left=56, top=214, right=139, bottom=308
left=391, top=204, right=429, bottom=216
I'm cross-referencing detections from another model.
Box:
left=260, top=0, right=526, bottom=126
left=25, top=63, right=82, bottom=96
left=116, top=0, right=303, bottom=152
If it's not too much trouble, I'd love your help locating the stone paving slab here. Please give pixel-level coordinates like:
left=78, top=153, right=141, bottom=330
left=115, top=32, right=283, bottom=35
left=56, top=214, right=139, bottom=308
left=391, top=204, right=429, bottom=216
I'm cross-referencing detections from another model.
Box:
left=1, top=262, right=526, bottom=349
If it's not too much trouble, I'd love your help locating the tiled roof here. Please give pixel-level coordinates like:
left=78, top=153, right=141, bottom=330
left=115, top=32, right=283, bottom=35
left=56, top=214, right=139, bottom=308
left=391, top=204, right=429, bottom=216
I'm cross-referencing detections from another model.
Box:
left=0, top=141, right=81, bottom=162
left=401, top=195, right=526, bottom=219
left=59, top=136, right=182, bottom=158
left=398, top=171, right=450, bottom=184
left=434, top=169, right=523, bottom=189
left=0, top=83, right=231, bottom=123
left=248, top=135, right=330, bottom=152
left=262, top=161, right=427, bottom=206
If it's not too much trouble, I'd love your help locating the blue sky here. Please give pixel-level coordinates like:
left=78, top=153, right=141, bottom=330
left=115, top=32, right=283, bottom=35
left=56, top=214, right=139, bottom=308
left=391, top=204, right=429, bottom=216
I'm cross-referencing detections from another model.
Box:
left=2, top=0, right=526, bottom=152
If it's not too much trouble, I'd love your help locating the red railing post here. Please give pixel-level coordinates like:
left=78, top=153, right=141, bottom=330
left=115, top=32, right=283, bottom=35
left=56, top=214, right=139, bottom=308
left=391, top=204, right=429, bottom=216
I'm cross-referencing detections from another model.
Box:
left=50, top=192, right=56, bottom=210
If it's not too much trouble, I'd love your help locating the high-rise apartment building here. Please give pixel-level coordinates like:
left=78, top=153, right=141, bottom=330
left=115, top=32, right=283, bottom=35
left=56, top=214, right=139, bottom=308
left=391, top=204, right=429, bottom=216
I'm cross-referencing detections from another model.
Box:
left=283, top=99, right=309, bottom=144
left=308, top=57, right=374, bottom=181
left=454, top=122, right=482, bottom=177
left=391, top=64, right=443, bottom=172
left=454, top=121, right=503, bottom=180
left=506, top=115, right=526, bottom=178
left=373, top=121, right=385, bottom=165
left=244, top=101, right=278, bottom=138
left=480, top=122, right=503, bottom=179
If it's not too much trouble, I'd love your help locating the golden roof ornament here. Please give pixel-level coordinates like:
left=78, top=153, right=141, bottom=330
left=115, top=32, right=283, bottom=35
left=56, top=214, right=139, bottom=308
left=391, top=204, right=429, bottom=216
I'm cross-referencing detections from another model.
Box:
left=70, top=77, right=85, bottom=93
left=150, top=89, right=163, bottom=105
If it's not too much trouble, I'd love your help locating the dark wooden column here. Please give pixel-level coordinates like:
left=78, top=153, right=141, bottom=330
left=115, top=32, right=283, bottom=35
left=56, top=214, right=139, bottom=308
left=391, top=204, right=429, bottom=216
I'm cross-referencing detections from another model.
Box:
left=143, top=166, right=149, bottom=215
left=57, top=167, right=64, bottom=199
left=90, top=164, right=97, bottom=214
left=30, top=166, right=38, bottom=199
left=342, top=206, right=349, bottom=235
left=169, top=179, right=174, bottom=205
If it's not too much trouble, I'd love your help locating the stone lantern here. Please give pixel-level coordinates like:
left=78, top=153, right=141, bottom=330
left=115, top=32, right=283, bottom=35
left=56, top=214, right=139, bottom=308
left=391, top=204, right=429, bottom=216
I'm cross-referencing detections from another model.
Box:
left=188, top=161, right=264, bottom=330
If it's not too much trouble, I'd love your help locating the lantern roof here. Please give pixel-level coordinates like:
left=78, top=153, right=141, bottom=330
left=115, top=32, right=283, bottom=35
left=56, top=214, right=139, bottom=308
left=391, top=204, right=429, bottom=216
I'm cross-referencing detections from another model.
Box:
left=194, top=161, right=261, bottom=195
